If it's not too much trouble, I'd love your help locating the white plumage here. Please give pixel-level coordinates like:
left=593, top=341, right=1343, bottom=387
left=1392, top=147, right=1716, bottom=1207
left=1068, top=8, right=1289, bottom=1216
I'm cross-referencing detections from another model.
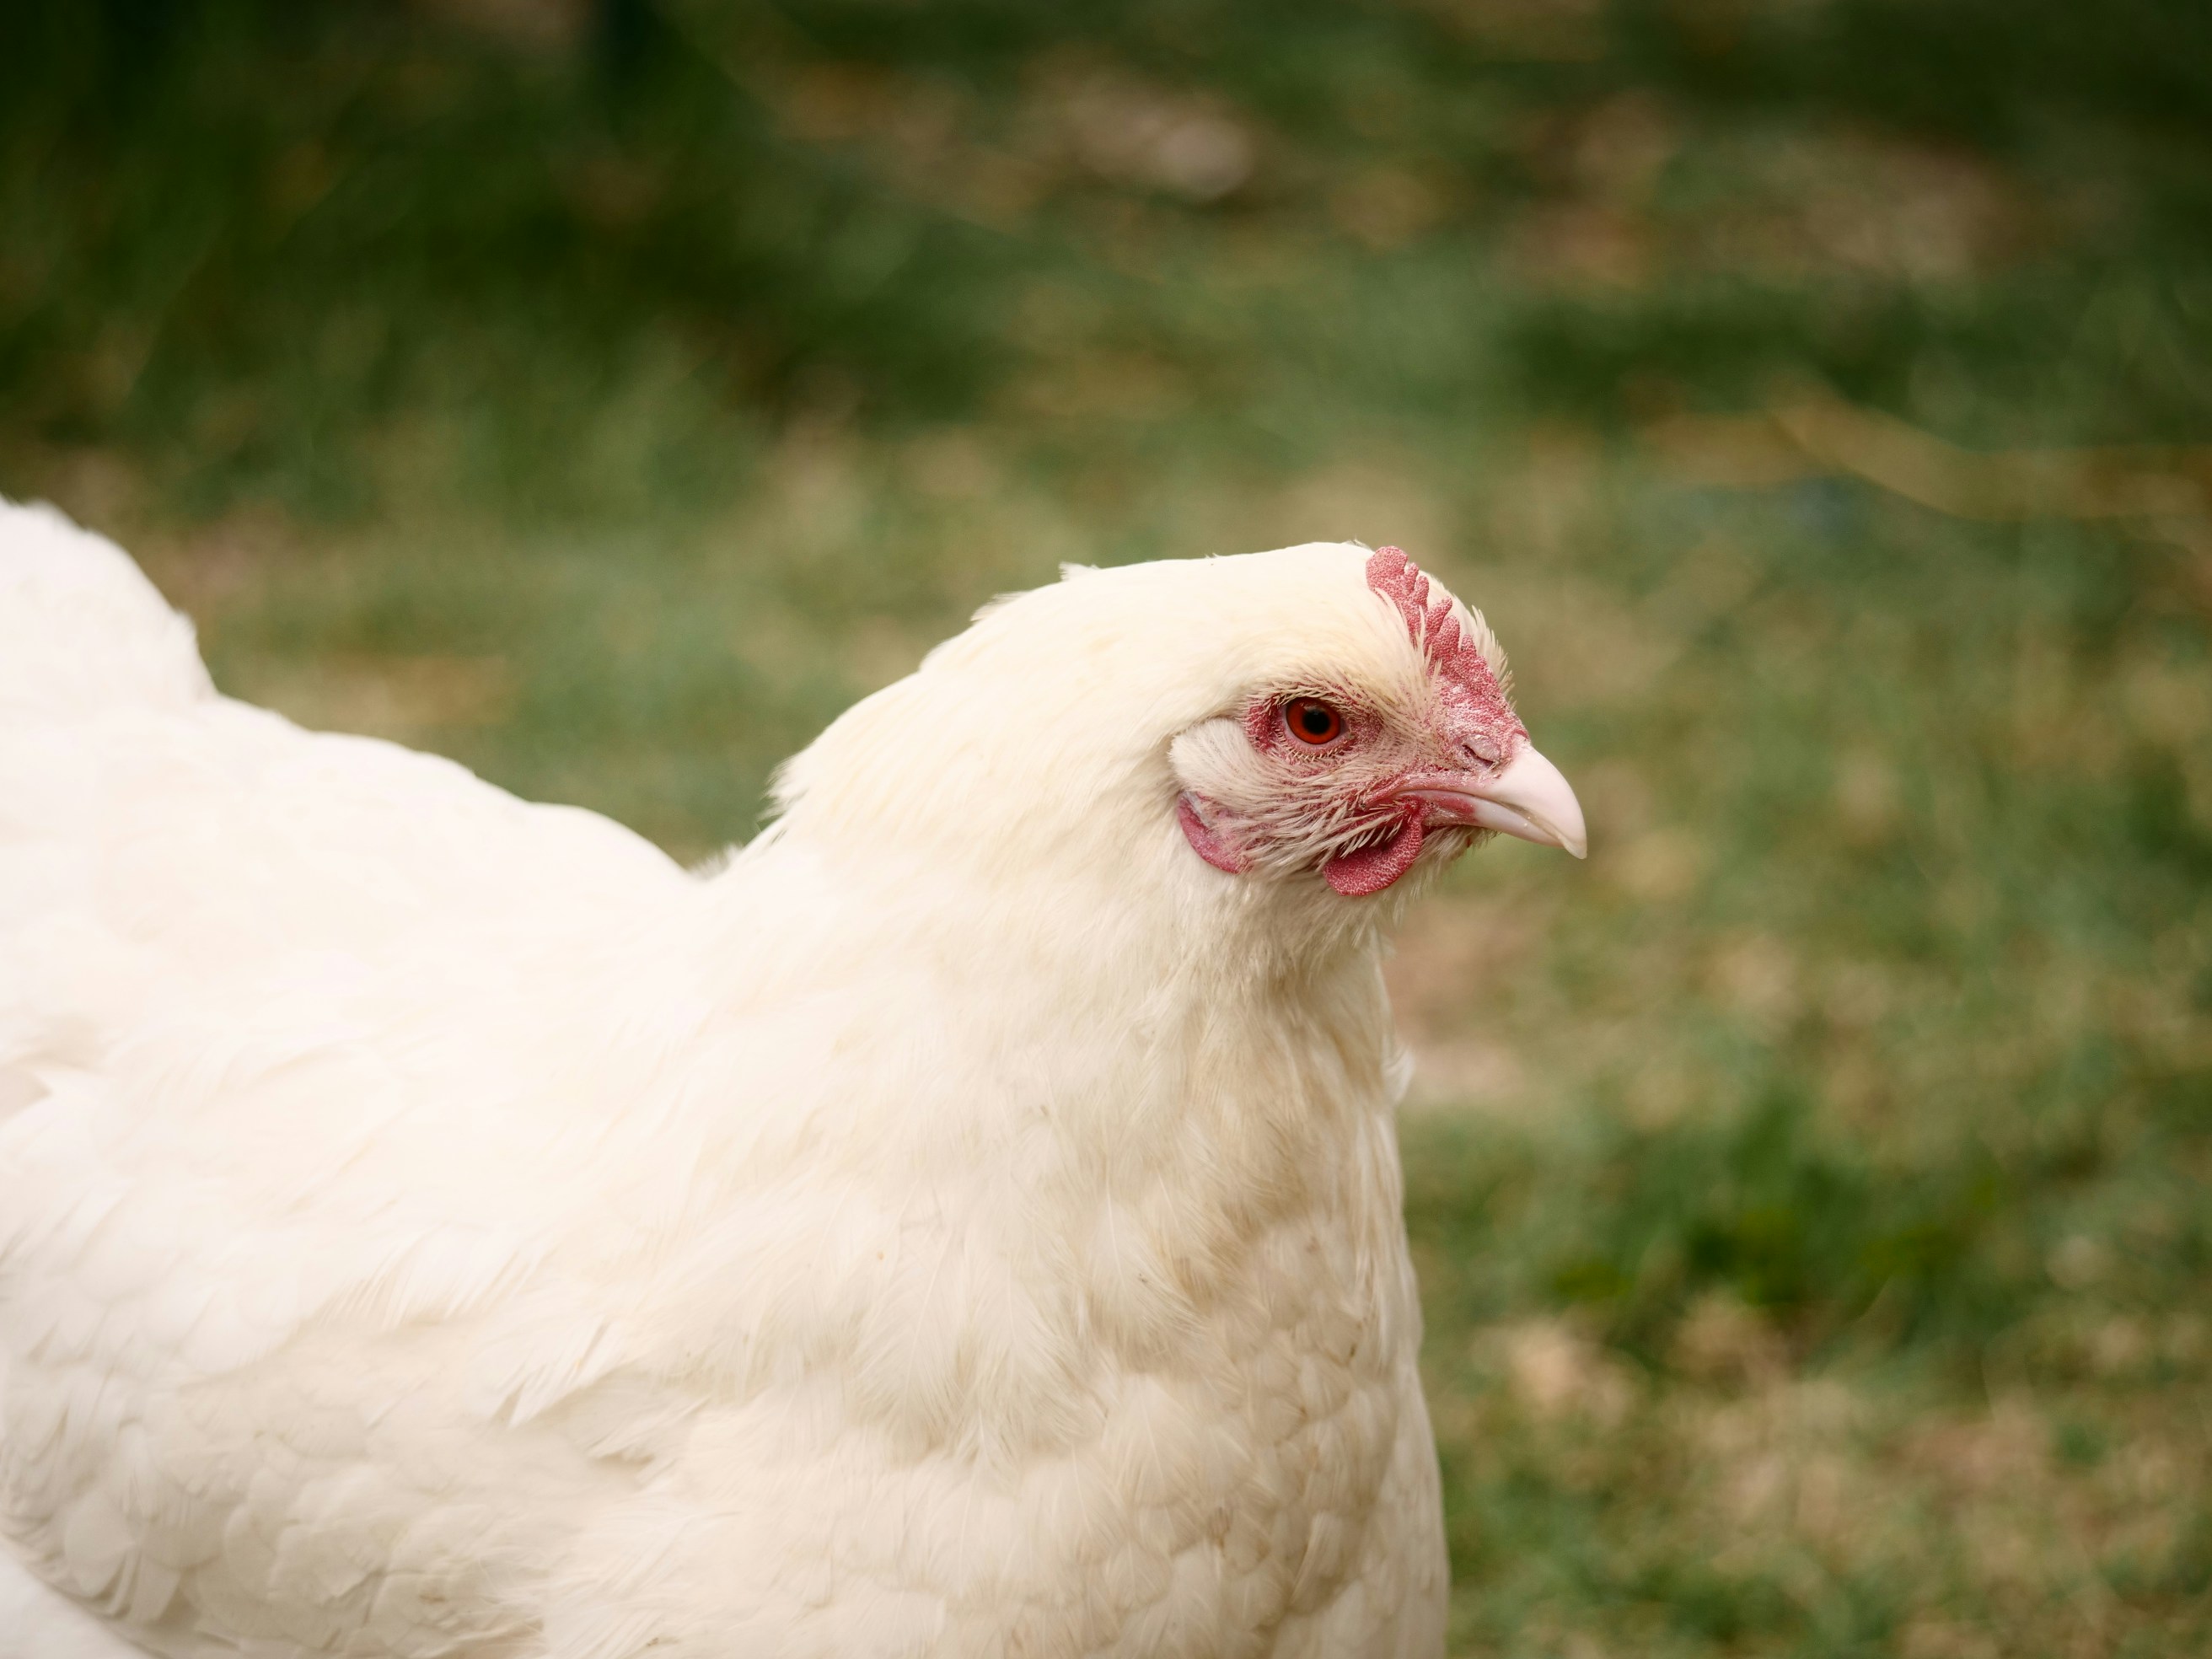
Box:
left=0, top=500, right=1580, bottom=1657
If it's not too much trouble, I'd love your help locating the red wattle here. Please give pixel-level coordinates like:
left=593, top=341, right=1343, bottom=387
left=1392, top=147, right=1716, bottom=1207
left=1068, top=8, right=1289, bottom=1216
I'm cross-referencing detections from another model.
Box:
left=1322, top=813, right=1425, bottom=896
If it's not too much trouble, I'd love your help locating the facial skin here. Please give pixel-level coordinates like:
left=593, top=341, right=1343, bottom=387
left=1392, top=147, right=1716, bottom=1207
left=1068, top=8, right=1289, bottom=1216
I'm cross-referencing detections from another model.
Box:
left=1170, top=548, right=1586, bottom=897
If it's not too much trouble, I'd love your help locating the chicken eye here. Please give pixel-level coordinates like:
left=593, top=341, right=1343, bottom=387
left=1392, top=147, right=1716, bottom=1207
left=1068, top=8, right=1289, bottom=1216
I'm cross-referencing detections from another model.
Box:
left=1283, top=697, right=1345, bottom=747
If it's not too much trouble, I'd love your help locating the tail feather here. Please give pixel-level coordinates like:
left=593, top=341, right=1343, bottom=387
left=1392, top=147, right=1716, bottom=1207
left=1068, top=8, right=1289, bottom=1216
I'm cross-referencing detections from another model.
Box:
left=0, top=499, right=212, bottom=717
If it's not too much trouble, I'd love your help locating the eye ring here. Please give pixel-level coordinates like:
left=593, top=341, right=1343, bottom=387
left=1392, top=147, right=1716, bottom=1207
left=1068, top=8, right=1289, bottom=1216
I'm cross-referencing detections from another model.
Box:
left=1282, top=696, right=1346, bottom=748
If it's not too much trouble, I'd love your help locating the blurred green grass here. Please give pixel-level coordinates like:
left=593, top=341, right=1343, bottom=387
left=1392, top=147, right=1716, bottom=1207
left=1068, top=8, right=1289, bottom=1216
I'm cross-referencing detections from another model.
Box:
left=4, top=2, right=2209, bottom=1653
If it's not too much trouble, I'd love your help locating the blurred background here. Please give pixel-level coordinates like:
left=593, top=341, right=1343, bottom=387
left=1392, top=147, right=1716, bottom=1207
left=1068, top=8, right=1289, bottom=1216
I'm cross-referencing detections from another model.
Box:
left=4, top=1, right=2209, bottom=1651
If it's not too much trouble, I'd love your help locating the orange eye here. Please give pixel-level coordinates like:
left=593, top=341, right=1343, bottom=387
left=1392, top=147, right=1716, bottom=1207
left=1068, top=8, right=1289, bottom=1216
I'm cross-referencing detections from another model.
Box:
left=1283, top=697, right=1345, bottom=747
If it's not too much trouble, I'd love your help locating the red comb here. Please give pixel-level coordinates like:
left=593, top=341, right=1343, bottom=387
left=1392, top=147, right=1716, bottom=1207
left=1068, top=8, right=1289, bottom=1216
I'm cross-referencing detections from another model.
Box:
left=1366, top=545, right=1525, bottom=754
left=1367, top=545, right=1485, bottom=685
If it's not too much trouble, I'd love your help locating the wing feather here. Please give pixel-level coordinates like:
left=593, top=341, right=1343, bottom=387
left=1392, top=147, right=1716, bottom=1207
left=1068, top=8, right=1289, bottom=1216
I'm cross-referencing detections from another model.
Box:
left=0, top=501, right=695, bottom=1654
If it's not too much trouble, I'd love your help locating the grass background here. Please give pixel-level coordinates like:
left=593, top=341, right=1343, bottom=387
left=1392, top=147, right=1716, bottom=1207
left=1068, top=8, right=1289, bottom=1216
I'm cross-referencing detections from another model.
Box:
left=4, top=1, right=2210, bottom=1652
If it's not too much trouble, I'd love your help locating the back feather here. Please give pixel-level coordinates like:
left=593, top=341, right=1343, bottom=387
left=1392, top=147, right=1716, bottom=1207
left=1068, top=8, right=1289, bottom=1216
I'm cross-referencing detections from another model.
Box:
left=0, top=502, right=212, bottom=716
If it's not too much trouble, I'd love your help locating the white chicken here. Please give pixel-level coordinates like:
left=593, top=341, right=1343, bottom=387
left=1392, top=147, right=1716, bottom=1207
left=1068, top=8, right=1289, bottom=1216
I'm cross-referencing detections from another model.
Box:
left=0, top=499, right=1584, bottom=1659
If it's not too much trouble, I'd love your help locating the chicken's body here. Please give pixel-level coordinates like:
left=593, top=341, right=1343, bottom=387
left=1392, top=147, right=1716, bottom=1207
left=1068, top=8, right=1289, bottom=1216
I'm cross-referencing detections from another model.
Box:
left=0, top=502, right=1581, bottom=1658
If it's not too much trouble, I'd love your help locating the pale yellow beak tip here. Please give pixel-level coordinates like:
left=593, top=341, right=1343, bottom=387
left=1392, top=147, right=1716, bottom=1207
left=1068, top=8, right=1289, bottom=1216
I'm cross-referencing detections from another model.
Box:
left=1470, top=745, right=1587, bottom=860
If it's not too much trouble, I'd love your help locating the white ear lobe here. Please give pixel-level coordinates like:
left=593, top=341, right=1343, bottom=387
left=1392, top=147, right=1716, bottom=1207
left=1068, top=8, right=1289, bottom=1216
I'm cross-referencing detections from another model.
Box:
left=1168, top=717, right=1263, bottom=806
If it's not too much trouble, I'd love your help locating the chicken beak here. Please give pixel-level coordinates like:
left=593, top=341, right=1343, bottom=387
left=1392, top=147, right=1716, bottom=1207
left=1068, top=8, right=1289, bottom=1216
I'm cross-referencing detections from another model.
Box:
left=1404, top=746, right=1588, bottom=859
left=1468, top=745, right=1587, bottom=858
